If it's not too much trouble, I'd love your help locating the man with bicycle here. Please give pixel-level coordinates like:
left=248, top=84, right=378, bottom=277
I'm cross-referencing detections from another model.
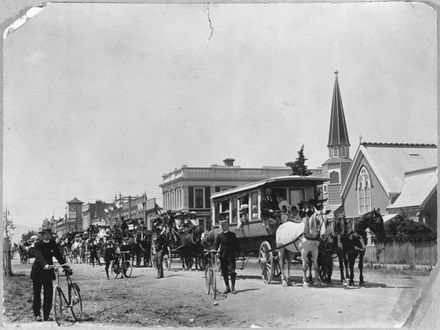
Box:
left=31, top=228, right=67, bottom=322
left=214, top=219, right=239, bottom=294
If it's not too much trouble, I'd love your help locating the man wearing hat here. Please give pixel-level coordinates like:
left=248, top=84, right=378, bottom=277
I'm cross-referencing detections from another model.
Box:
left=153, top=224, right=168, bottom=279
left=31, top=228, right=67, bottom=322
left=214, top=219, right=239, bottom=294
left=103, top=237, right=116, bottom=280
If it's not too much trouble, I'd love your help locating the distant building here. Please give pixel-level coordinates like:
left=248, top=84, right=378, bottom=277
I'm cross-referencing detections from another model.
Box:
left=103, top=194, right=161, bottom=229
left=160, top=158, right=291, bottom=230
left=66, top=197, right=83, bottom=232
left=82, top=200, right=114, bottom=229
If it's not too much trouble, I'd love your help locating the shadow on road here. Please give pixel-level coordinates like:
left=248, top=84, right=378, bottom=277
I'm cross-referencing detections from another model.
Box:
left=236, top=288, right=260, bottom=293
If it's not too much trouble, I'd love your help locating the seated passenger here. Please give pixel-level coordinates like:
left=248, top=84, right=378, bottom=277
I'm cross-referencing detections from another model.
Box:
left=237, top=205, right=249, bottom=230
left=289, top=206, right=303, bottom=223
left=278, top=200, right=291, bottom=224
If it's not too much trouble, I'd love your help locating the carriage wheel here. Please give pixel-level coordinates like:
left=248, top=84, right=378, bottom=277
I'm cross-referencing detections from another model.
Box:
left=259, top=241, right=274, bottom=284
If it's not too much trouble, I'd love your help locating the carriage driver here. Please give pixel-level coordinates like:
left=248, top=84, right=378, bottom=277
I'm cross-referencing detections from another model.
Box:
left=214, top=219, right=239, bottom=294
left=31, top=228, right=68, bottom=322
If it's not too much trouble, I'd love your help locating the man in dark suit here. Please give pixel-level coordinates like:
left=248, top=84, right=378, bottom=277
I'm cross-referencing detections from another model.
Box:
left=153, top=225, right=168, bottom=279
left=214, top=219, right=239, bottom=294
left=103, top=237, right=116, bottom=279
left=30, top=228, right=67, bottom=322
left=260, top=187, right=280, bottom=232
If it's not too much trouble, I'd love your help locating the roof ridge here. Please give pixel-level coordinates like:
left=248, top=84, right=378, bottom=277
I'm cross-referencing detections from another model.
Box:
left=361, top=142, right=437, bottom=148
left=404, top=166, right=438, bottom=176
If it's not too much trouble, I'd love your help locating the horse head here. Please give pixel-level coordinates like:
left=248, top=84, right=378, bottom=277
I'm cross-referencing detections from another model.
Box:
left=359, top=209, right=385, bottom=242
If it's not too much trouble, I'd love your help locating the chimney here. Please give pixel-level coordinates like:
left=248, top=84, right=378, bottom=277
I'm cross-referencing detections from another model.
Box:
left=223, top=158, right=235, bottom=167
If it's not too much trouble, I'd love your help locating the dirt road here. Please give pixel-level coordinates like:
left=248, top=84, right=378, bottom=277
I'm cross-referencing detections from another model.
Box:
left=5, top=259, right=428, bottom=328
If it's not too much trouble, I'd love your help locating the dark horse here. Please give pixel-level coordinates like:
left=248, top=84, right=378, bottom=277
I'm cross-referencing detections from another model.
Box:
left=342, top=209, right=385, bottom=286
left=319, top=214, right=348, bottom=285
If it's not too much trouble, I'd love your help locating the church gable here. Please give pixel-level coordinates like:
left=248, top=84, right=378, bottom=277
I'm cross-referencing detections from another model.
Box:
left=341, top=151, right=390, bottom=217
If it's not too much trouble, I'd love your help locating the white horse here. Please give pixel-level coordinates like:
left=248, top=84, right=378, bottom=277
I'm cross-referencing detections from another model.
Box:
left=276, top=211, right=326, bottom=287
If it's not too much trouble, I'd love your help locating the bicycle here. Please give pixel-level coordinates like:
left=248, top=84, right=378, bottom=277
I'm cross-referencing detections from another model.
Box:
left=111, top=251, right=133, bottom=278
left=50, top=264, right=82, bottom=326
left=203, top=250, right=219, bottom=299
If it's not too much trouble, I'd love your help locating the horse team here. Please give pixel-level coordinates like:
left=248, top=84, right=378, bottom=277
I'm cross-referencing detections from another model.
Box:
left=275, top=201, right=386, bottom=287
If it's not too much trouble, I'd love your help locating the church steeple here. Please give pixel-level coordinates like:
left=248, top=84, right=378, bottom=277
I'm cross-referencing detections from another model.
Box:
left=327, top=71, right=350, bottom=158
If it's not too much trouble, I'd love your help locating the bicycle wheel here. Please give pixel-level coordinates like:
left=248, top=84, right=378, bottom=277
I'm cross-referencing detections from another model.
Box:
left=54, top=287, right=69, bottom=326
left=70, top=283, right=83, bottom=321
left=204, top=267, right=211, bottom=295
left=123, top=261, right=133, bottom=278
left=112, top=261, right=120, bottom=279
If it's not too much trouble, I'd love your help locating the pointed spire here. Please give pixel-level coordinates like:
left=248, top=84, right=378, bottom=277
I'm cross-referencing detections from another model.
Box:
left=328, top=71, right=350, bottom=148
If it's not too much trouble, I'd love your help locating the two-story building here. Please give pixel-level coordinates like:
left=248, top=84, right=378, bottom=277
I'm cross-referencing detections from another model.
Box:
left=160, top=158, right=291, bottom=230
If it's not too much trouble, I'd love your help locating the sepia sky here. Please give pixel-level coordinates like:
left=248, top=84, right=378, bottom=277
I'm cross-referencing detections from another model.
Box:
left=3, top=2, right=437, bottom=241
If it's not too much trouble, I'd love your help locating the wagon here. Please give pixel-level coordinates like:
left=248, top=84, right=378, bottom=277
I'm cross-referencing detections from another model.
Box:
left=210, top=175, right=333, bottom=284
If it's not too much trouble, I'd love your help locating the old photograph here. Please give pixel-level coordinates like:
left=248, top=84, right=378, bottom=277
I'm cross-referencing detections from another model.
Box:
left=2, top=1, right=438, bottom=328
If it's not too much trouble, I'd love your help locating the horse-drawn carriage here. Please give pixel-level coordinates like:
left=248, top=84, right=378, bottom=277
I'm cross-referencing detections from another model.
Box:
left=150, top=211, right=205, bottom=271
left=210, top=175, right=332, bottom=284
left=210, top=175, right=386, bottom=287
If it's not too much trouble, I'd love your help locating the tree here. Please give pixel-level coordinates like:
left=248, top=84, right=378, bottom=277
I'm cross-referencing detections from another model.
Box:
left=384, top=216, right=436, bottom=242
left=287, top=145, right=313, bottom=176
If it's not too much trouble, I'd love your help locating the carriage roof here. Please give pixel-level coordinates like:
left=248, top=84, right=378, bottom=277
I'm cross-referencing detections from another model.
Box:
left=210, top=175, right=328, bottom=200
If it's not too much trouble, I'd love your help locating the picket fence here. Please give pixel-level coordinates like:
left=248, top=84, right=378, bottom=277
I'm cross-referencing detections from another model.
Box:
left=364, top=240, right=437, bottom=266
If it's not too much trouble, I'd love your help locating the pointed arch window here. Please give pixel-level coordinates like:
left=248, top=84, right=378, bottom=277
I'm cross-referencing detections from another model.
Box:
left=357, top=167, right=372, bottom=214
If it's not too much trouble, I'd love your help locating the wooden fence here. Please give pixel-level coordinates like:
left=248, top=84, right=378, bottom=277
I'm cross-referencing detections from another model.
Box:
left=365, top=240, right=437, bottom=266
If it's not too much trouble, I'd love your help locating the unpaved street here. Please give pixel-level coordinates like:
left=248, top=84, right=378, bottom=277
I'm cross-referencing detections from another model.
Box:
left=5, top=257, right=428, bottom=328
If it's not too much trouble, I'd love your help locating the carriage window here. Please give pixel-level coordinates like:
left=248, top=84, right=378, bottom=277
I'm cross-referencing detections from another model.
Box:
left=250, top=192, right=259, bottom=220
left=272, top=188, right=287, bottom=207
left=194, top=188, right=204, bottom=209
left=357, top=167, right=372, bottom=214
left=214, top=202, right=220, bottom=225
left=289, top=189, right=304, bottom=209
left=231, top=197, right=238, bottom=224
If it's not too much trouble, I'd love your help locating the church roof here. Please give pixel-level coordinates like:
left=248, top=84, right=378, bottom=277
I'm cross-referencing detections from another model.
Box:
left=387, top=167, right=437, bottom=209
left=327, top=72, right=350, bottom=148
left=68, top=197, right=83, bottom=204
left=341, top=142, right=437, bottom=198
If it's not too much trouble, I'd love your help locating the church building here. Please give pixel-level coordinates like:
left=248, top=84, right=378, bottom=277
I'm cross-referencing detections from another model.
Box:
left=322, top=73, right=437, bottom=231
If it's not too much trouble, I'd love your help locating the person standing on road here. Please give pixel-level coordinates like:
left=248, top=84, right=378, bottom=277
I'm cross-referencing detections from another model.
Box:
left=153, top=225, right=168, bottom=279
left=103, top=238, right=116, bottom=280
left=88, top=237, right=101, bottom=267
left=214, top=219, right=239, bottom=294
left=30, top=228, right=67, bottom=322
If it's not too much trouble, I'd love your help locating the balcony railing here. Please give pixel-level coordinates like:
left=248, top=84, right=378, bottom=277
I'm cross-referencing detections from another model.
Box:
left=162, top=166, right=290, bottom=183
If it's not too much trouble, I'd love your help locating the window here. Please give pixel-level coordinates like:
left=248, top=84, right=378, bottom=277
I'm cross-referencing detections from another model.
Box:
left=357, top=167, right=372, bottom=214
left=214, top=202, right=220, bottom=225
left=231, top=197, right=238, bottom=224
left=329, top=170, right=340, bottom=184
left=194, top=188, right=204, bottom=209
left=250, top=192, right=259, bottom=220
left=333, top=147, right=338, bottom=157
left=289, top=189, right=304, bottom=209
left=341, top=146, right=346, bottom=157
